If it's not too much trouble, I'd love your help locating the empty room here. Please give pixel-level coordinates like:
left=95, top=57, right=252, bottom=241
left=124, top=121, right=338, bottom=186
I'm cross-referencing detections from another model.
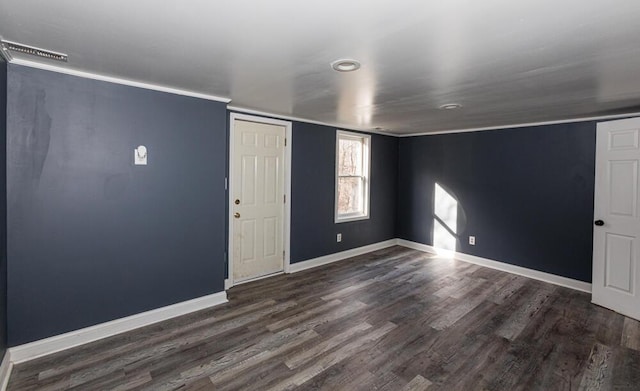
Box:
left=0, top=0, right=640, bottom=390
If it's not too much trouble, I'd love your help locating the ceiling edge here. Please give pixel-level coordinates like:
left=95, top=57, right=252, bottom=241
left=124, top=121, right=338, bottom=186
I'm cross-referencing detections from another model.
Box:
left=226, top=105, right=398, bottom=137
left=399, top=112, right=640, bottom=137
left=9, top=58, right=232, bottom=103
left=6, top=58, right=638, bottom=137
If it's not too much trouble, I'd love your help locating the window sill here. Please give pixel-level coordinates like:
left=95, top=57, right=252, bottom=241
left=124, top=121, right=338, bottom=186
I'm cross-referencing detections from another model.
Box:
left=335, top=214, right=370, bottom=224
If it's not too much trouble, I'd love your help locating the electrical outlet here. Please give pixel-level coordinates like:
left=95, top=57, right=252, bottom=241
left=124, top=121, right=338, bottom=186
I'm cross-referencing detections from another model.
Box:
left=337, top=233, right=342, bottom=242
left=469, top=236, right=476, bottom=245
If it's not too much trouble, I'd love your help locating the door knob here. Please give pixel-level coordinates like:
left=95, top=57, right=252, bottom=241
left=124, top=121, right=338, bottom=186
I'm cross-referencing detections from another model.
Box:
left=235, top=199, right=240, bottom=205
left=234, top=212, right=241, bottom=218
left=594, top=220, right=604, bottom=226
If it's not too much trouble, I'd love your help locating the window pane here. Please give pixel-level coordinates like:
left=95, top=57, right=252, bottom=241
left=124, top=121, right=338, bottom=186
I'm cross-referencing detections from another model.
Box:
left=338, top=138, right=363, bottom=176
left=338, top=177, right=363, bottom=215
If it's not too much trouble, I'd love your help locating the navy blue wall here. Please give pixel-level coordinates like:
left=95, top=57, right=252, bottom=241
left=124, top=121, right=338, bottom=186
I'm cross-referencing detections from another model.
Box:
left=1, top=64, right=602, bottom=347
left=397, top=122, right=596, bottom=282
left=0, top=57, right=7, bottom=360
left=291, top=122, right=397, bottom=263
left=6, top=65, right=227, bottom=345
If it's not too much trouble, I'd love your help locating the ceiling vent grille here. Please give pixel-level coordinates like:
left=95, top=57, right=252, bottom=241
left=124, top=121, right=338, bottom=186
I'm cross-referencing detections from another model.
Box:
left=1, top=40, right=67, bottom=62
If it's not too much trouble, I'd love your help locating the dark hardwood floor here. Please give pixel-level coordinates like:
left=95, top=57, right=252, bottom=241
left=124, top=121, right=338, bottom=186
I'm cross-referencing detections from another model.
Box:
left=7, top=246, right=640, bottom=390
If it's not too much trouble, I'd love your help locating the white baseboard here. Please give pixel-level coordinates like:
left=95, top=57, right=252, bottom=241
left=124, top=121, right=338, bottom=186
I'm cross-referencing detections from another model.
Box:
left=0, top=351, right=12, bottom=391
left=397, top=239, right=592, bottom=293
left=8, top=291, right=228, bottom=364
left=224, top=278, right=232, bottom=290
left=2, top=238, right=593, bottom=370
left=288, top=239, right=398, bottom=273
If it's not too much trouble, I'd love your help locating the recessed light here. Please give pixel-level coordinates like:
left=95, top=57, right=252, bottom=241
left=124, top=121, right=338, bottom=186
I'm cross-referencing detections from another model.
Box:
left=331, top=59, right=361, bottom=72
left=439, top=103, right=462, bottom=110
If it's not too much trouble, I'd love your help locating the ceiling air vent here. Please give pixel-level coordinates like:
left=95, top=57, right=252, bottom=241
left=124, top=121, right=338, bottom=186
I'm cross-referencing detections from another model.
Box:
left=1, top=40, right=67, bottom=62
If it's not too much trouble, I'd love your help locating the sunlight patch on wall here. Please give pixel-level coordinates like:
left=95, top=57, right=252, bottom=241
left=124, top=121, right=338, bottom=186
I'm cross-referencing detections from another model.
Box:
left=433, top=183, right=458, bottom=256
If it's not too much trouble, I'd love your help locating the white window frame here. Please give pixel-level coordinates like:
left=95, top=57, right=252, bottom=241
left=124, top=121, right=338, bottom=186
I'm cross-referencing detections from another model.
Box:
left=335, top=130, right=371, bottom=223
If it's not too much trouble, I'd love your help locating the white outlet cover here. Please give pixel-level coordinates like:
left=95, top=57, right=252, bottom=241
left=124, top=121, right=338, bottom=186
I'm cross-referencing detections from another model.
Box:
left=469, top=236, right=475, bottom=245
left=337, top=233, right=342, bottom=242
left=135, top=145, right=147, bottom=165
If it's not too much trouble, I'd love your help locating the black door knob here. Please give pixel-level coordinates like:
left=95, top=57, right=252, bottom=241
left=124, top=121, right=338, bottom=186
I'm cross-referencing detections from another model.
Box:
left=594, top=220, right=605, bottom=226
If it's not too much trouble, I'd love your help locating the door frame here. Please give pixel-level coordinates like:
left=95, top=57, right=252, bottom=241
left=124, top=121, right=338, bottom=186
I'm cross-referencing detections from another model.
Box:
left=227, top=112, right=292, bottom=289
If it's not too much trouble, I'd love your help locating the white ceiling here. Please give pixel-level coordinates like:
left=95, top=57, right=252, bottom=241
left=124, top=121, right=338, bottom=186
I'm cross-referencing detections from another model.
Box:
left=1, top=0, right=640, bottom=135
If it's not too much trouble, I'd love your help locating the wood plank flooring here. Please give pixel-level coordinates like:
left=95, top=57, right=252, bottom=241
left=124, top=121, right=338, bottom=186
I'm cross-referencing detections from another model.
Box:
left=7, top=246, right=640, bottom=390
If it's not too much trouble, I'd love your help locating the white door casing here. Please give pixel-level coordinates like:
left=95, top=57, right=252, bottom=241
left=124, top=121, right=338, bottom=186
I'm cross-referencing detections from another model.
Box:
left=229, top=114, right=291, bottom=285
left=593, top=117, right=640, bottom=321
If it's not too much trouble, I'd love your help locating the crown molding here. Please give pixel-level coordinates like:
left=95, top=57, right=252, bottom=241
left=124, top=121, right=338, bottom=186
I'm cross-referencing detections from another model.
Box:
left=9, top=58, right=231, bottom=103
left=226, top=105, right=397, bottom=137
left=7, top=57, right=638, bottom=135
left=398, top=112, right=640, bottom=137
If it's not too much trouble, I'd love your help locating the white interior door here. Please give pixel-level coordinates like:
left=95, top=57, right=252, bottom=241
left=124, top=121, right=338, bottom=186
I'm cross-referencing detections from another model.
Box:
left=232, top=119, right=285, bottom=282
left=593, top=117, right=640, bottom=321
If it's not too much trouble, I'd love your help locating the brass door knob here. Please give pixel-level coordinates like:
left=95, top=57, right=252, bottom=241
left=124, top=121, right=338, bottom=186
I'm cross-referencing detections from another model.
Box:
left=234, top=212, right=241, bottom=218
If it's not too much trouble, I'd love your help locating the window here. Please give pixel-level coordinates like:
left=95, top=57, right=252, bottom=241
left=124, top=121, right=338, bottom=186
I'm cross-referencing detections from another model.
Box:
left=335, top=130, right=371, bottom=222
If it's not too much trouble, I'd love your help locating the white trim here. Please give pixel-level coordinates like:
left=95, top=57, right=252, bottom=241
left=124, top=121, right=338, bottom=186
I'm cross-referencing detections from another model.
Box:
left=335, top=130, right=371, bottom=223
left=397, top=239, right=592, bottom=293
left=6, top=59, right=638, bottom=136
left=234, top=271, right=285, bottom=286
left=9, top=59, right=636, bottom=137
left=284, top=120, right=293, bottom=274
left=227, top=113, right=292, bottom=289
left=288, top=239, right=397, bottom=273
left=240, top=236, right=592, bottom=294
left=229, top=106, right=640, bottom=138
left=224, top=278, right=233, bottom=290
left=399, top=113, right=640, bottom=137
left=10, top=58, right=231, bottom=103
left=0, top=351, right=12, bottom=391
left=0, top=237, right=595, bottom=372
left=227, top=105, right=397, bottom=137
left=8, top=291, right=228, bottom=364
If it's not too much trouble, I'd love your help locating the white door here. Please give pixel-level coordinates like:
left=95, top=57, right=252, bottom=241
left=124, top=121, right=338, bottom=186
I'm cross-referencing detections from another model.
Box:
left=231, top=119, right=286, bottom=282
left=593, top=117, right=640, bottom=321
